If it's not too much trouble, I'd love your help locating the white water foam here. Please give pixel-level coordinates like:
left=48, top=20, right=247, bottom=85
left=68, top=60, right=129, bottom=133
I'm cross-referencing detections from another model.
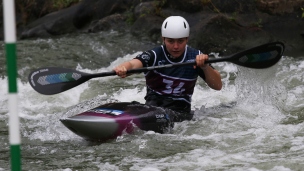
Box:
left=2, top=54, right=304, bottom=171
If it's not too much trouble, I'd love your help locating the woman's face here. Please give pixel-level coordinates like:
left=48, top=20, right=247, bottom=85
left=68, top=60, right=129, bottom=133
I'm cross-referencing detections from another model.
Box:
left=163, top=37, right=188, bottom=58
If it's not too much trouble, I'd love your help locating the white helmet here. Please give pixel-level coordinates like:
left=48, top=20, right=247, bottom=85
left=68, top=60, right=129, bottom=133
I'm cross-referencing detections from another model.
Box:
left=161, top=16, right=190, bottom=38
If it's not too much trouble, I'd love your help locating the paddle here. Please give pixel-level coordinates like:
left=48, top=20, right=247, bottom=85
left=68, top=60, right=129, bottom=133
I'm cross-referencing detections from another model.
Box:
left=28, top=41, right=284, bottom=95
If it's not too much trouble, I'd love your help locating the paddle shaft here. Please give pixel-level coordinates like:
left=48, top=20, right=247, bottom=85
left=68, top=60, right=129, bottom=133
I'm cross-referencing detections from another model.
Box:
left=87, top=57, right=229, bottom=78
left=28, top=41, right=285, bottom=95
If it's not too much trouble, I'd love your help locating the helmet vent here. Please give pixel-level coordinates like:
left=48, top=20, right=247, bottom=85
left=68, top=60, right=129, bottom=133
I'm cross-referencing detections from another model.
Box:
left=183, top=22, right=187, bottom=28
left=164, top=22, right=168, bottom=29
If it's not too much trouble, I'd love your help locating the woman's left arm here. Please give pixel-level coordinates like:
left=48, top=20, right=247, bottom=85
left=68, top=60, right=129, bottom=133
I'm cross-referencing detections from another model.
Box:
left=195, top=54, right=222, bottom=90
left=201, top=65, right=222, bottom=90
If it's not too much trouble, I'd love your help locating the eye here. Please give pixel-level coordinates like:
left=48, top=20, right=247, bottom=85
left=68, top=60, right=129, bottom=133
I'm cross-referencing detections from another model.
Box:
left=167, top=39, right=174, bottom=43
left=178, top=39, right=185, bottom=44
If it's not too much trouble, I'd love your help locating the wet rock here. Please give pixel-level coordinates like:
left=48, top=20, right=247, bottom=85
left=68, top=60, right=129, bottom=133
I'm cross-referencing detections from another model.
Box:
left=1, top=0, right=303, bottom=56
left=73, top=0, right=130, bottom=29
left=20, top=0, right=131, bottom=39
left=87, top=14, right=127, bottom=33
left=20, top=5, right=80, bottom=39
left=256, top=0, right=304, bottom=14
left=130, top=14, right=163, bottom=42
left=166, top=0, right=203, bottom=13
left=134, top=2, right=157, bottom=19
left=189, top=14, right=272, bottom=55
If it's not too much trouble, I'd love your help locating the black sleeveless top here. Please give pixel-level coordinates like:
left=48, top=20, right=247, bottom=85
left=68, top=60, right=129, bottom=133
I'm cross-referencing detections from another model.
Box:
left=135, top=45, right=207, bottom=107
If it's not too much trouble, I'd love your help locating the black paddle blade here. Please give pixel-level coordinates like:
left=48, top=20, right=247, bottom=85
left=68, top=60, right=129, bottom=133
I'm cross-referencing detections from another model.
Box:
left=228, top=41, right=285, bottom=69
left=28, top=67, right=91, bottom=95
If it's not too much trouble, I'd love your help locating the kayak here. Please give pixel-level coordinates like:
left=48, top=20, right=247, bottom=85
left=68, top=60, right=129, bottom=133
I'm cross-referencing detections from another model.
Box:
left=27, top=42, right=284, bottom=141
left=60, top=101, right=172, bottom=141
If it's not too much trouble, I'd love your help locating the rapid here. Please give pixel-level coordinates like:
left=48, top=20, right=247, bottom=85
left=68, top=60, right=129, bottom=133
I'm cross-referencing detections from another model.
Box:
left=0, top=31, right=303, bottom=171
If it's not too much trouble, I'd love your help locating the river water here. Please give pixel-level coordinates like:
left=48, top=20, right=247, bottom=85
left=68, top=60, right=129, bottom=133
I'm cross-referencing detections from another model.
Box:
left=0, top=31, right=304, bottom=171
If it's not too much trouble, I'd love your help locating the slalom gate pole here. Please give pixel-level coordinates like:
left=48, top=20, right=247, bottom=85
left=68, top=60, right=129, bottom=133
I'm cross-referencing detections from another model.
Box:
left=3, top=0, right=21, bottom=170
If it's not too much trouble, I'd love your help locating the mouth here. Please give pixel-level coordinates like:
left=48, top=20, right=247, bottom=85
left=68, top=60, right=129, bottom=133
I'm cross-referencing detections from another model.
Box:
left=172, top=51, right=180, bottom=54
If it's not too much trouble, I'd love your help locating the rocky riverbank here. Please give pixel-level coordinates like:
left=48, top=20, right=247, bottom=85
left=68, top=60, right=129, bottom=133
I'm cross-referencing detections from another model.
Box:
left=1, top=0, right=304, bottom=56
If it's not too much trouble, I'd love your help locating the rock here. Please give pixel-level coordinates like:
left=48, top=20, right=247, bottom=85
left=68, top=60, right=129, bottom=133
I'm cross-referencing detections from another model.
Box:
left=87, top=14, right=127, bottom=33
left=203, top=0, right=256, bottom=13
left=256, top=0, right=304, bottom=14
left=130, top=14, right=164, bottom=42
left=166, top=0, right=203, bottom=13
left=20, top=5, right=80, bottom=39
left=134, top=2, right=157, bottom=18
left=1, top=0, right=303, bottom=56
left=73, top=0, right=130, bottom=29
left=189, top=14, right=272, bottom=55
left=20, top=0, right=131, bottom=39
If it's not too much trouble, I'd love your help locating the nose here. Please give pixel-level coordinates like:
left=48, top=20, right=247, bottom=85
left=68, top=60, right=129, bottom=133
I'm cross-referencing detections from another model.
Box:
left=173, top=41, right=179, bottom=48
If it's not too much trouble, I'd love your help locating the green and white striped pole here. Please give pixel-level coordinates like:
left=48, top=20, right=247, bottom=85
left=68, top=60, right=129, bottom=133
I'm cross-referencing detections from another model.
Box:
left=3, top=0, right=21, bottom=170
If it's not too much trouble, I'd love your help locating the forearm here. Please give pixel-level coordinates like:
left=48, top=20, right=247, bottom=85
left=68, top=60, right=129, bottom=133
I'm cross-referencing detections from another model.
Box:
left=201, top=65, right=222, bottom=90
left=114, top=59, right=143, bottom=78
left=117, top=61, right=133, bottom=70
left=118, top=59, right=143, bottom=70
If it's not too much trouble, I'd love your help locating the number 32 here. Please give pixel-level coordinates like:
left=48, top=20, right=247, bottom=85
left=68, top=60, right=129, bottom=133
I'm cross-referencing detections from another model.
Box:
left=162, top=79, right=185, bottom=94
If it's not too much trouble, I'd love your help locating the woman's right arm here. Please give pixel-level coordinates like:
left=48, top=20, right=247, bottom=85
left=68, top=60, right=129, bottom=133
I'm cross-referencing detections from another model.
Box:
left=114, top=59, right=143, bottom=78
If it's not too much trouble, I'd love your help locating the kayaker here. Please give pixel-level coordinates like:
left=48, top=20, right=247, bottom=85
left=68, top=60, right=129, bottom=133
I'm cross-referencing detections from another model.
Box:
left=114, top=16, right=222, bottom=124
